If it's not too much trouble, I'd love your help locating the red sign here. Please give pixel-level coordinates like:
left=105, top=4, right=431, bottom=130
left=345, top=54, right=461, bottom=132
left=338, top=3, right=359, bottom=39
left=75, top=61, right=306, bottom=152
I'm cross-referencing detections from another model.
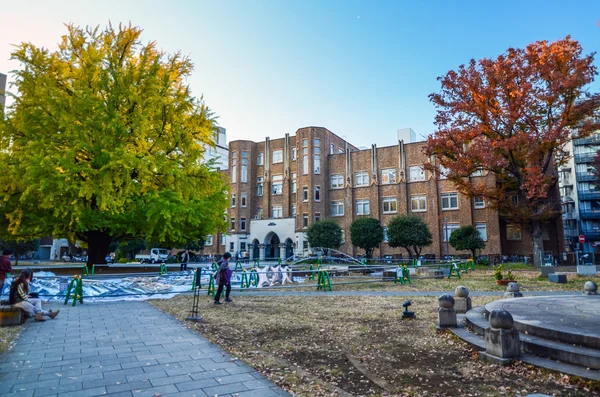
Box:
left=579, top=235, right=586, bottom=244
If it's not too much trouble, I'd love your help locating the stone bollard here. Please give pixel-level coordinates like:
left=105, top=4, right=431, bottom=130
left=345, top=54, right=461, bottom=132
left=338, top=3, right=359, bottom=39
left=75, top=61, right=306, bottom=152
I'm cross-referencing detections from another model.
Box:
left=437, top=293, right=457, bottom=329
left=483, top=309, right=520, bottom=364
left=503, top=282, right=523, bottom=298
left=583, top=281, right=598, bottom=295
left=454, top=286, right=472, bottom=313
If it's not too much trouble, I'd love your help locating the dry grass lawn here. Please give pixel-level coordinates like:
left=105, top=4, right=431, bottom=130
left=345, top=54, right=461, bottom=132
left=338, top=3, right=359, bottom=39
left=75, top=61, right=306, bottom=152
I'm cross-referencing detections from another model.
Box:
left=0, top=324, right=23, bottom=354
left=152, top=293, right=599, bottom=397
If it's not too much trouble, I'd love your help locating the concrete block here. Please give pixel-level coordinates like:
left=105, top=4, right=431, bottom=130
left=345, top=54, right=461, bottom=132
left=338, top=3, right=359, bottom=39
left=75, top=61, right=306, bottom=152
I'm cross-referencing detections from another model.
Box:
left=548, top=274, right=567, bottom=284
left=577, top=265, right=597, bottom=276
left=454, top=297, right=472, bottom=314
left=485, top=328, right=520, bottom=359
left=437, top=307, right=457, bottom=328
left=540, top=266, right=555, bottom=277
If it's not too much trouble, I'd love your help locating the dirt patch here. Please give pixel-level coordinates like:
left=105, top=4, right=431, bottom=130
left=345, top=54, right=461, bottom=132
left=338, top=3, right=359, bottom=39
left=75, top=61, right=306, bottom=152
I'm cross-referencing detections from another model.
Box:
left=152, top=294, right=598, bottom=396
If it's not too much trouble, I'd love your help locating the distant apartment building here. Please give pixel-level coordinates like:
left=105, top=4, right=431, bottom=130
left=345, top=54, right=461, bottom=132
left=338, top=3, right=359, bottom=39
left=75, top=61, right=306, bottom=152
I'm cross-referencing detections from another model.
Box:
left=202, top=126, right=564, bottom=260
left=559, top=110, right=600, bottom=256
left=0, top=73, right=6, bottom=110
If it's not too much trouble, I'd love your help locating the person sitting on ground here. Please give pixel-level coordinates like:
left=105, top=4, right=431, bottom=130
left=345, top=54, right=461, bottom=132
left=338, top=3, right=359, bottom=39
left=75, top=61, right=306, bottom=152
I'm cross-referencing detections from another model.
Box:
left=214, top=252, right=233, bottom=304
left=9, top=269, right=59, bottom=321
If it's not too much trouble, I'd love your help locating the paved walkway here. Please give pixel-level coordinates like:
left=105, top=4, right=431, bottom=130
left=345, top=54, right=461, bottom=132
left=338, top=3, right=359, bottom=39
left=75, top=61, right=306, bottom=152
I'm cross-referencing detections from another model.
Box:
left=0, top=302, right=290, bottom=397
left=238, top=289, right=580, bottom=297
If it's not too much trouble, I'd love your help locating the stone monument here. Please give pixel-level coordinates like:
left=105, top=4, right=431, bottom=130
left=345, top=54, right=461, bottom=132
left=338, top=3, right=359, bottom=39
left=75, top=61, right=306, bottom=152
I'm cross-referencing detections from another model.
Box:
left=583, top=281, right=598, bottom=295
left=454, top=286, right=472, bottom=313
left=503, top=282, right=523, bottom=298
left=437, top=293, right=457, bottom=329
left=483, top=309, right=520, bottom=364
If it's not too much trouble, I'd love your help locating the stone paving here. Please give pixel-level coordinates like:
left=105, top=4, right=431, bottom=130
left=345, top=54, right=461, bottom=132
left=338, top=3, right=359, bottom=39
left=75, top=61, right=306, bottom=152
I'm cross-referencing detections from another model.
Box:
left=0, top=301, right=291, bottom=397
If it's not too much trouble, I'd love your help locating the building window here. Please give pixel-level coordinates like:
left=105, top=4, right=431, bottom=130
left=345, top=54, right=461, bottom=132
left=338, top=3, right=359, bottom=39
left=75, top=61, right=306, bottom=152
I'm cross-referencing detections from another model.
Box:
left=332, top=201, right=344, bottom=217
left=241, top=194, right=247, bottom=207
left=383, top=226, right=389, bottom=243
left=355, top=172, right=369, bottom=187
left=471, top=169, right=484, bottom=177
left=356, top=199, right=370, bottom=215
left=409, top=165, right=426, bottom=182
left=272, top=175, right=283, bottom=195
left=507, top=224, right=522, bottom=240
left=330, top=143, right=335, bottom=154
left=382, top=197, right=397, bottom=213
left=475, top=222, right=487, bottom=241
left=241, top=151, right=248, bottom=182
left=292, top=147, right=297, bottom=161
left=231, top=194, right=236, bottom=207
left=439, top=165, right=449, bottom=180
left=474, top=196, right=485, bottom=209
left=230, top=218, right=235, bottom=231
left=231, top=155, right=237, bottom=183
left=443, top=223, right=460, bottom=242
left=315, top=213, right=321, bottom=222
left=314, top=139, right=321, bottom=174
left=331, top=174, right=344, bottom=189
left=256, top=207, right=263, bottom=220
left=302, top=139, right=309, bottom=174
left=303, top=187, right=309, bottom=202
left=272, top=150, right=283, bottom=164
left=257, top=152, right=264, bottom=166
left=257, top=177, right=263, bottom=196
left=338, top=148, right=344, bottom=154
left=230, top=242, right=235, bottom=251
left=240, top=218, right=247, bottom=231
left=292, top=204, right=296, bottom=216
left=272, top=206, right=282, bottom=219
left=206, top=235, right=213, bottom=246
left=315, top=186, right=321, bottom=201
left=292, top=173, right=297, bottom=193
left=441, top=192, right=459, bottom=210
left=221, top=234, right=226, bottom=245
left=303, top=213, right=309, bottom=228
left=381, top=168, right=396, bottom=184
left=411, top=195, right=427, bottom=212
left=240, top=242, right=246, bottom=251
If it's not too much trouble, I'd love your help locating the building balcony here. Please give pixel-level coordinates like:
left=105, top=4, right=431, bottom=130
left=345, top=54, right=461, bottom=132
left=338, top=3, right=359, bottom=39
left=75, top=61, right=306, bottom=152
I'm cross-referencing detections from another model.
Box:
left=563, top=227, right=579, bottom=237
left=576, top=172, right=597, bottom=182
left=574, top=153, right=597, bottom=163
left=580, top=209, right=600, bottom=219
left=562, top=212, right=577, bottom=220
left=574, top=135, right=600, bottom=146
left=577, top=190, right=600, bottom=200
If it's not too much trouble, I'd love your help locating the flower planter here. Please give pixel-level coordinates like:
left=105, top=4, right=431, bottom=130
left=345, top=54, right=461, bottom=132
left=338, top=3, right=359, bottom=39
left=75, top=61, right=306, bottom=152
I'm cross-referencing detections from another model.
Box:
left=496, top=279, right=515, bottom=286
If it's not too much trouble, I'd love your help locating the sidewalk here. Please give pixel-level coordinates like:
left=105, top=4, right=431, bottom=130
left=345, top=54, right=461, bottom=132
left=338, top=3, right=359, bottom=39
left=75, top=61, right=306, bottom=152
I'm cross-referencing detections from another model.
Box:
left=0, top=301, right=290, bottom=397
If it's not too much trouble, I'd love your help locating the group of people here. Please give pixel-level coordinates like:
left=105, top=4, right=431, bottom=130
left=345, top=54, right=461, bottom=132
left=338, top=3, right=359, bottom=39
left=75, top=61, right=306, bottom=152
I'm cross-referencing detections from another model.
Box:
left=0, top=249, right=59, bottom=322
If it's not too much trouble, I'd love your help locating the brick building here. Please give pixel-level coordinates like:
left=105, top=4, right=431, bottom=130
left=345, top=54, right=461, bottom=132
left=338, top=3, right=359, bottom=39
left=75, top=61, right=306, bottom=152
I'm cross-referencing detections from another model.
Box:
left=202, top=126, right=564, bottom=260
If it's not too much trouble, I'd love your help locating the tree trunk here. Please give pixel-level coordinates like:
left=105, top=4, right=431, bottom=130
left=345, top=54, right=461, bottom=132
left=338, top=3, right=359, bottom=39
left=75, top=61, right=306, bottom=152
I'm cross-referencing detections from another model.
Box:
left=471, top=249, right=476, bottom=260
left=413, top=246, right=421, bottom=258
left=531, top=220, right=544, bottom=267
left=86, top=230, right=112, bottom=266
left=404, top=247, right=413, bottom=259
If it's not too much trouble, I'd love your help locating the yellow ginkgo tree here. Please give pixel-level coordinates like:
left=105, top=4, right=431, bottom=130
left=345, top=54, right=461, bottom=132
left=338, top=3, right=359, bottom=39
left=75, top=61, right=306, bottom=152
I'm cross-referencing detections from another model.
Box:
left=0, top=23, right=228, bottom=265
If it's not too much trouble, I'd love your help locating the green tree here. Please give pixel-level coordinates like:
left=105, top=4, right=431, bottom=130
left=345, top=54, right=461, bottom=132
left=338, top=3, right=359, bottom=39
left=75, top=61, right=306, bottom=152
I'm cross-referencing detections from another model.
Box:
left=449, top=225, right=485, bottom=259
left=0, top=239, right=40, bottom=265
left=306, top=220, right=342, bottom=250
left=0, top=24, right=227, bottom=266
left=350, top=218, right=383, bottom=258
left=184, top=237, right=206, bottom=252
left=387, top=215, right=432, bottom=258
left=116, top=239, right=148, bottom=260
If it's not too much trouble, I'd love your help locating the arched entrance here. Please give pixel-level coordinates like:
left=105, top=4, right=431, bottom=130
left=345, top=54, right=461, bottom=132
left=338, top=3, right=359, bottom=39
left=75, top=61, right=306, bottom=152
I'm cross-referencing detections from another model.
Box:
left=285, top=238, right=294, bottom=259
left=252, top=239, right=260, bottom=260
left=265, top=232, right=280, bottom=260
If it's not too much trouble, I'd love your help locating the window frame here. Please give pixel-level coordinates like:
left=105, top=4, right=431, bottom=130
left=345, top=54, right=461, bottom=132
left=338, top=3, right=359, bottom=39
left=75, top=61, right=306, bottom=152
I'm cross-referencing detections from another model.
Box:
left=411, top=195, right=427, bottom=212
left=409, top=165, right=426, bottom=182
left=331, top=174, right=344, bottom=189
left=474, top=196, right=485, bottom=209
left=355, top=171, right=369, bottom=187
left=272, top=206, right=283, bottom=219
left=381, top=168, right=396, bottom=184
left=441, top=192, right=459, bottom=210
left=382, top=197, right=397, bottom=214
left=475, top=222, right=487, bottom=241
left=257, top=152, right=264, bottom=166
left=356, top=199, right=370, bottom=215
left=331, top=201, right=344, bottom=217
left=272, top=150, right=283, bottom=164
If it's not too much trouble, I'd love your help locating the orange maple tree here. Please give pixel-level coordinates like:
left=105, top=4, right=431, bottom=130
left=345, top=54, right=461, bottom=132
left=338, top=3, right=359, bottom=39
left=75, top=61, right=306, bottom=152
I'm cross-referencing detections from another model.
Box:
left=425, top=37, right=599, bottom=265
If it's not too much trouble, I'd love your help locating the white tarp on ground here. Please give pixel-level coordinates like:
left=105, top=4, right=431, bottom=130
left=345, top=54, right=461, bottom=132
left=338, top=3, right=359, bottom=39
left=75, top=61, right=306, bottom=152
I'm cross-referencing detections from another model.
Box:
left=0, top=269, right=305, bottom=302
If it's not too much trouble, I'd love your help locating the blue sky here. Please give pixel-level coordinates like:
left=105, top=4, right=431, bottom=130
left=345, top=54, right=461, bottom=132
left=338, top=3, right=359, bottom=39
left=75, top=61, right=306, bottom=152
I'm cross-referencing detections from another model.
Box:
left=1, top=0, right=599, bottom=147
